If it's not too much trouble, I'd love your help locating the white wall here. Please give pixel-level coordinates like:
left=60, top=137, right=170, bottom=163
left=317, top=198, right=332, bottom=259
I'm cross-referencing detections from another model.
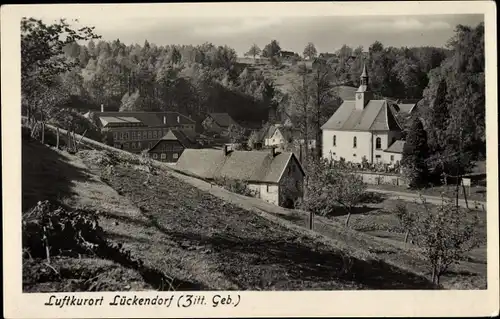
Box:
left=249, top=183, right=279, bottom=205
left=322, top=130, right=372, bottom=163
left=383, top=152, right=403, bottom=164
left=265, top=129, right=285, bottom=147
left=323, top=129, right=402, bottom=164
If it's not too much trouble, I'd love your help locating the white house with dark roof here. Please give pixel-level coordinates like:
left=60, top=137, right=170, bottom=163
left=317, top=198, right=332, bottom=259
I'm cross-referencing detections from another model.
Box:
left=175, top=146, right=305, bottom=207
left=321, top=65, right=404, bottom=164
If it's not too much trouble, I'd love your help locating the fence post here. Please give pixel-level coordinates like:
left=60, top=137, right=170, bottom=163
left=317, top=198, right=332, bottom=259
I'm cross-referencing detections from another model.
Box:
left=309, top=211, right=314, bottom=230
left=41, top=122, right=45, bottom=144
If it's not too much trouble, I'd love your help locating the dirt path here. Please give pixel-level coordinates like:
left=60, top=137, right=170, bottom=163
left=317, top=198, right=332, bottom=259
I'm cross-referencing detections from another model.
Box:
left=366, top=188, right=486, bottom=209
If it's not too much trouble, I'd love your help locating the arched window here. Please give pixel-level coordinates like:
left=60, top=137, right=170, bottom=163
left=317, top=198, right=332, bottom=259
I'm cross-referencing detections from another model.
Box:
left=353, top=136, right=357, bottom=148
left=376, top=137, right=382, bottom=149
left=333, top=135, right=336, bottom=146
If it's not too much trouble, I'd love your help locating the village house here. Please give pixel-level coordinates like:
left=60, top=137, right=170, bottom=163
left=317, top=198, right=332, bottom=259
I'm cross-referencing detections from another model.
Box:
left=321, top=65, right=404, bottom=164
left=201, top=113, right=241, bottom=137
left=148, top=129, right=200, bottom=163
left=175, top=146, right=305, bottom=208
left=83, top=108, right=196, bottom=153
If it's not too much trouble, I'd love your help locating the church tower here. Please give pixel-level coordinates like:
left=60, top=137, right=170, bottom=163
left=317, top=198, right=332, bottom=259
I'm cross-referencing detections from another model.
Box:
left=355, top=64, right=374, bottom=110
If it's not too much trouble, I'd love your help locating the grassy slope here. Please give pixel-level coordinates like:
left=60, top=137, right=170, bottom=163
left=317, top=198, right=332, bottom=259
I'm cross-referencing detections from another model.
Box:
left=23, top=140, right=437, bottom=290
left=22, top=140, right=154, bottom=292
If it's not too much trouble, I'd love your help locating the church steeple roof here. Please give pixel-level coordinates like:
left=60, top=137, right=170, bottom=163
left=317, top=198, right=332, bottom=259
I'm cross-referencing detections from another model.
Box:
left=361, top=63, right=367, bottom=78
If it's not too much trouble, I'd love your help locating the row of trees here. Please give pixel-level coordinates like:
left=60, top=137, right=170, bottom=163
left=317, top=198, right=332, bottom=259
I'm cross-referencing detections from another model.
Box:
left=401, top=22, right=485, bottom=188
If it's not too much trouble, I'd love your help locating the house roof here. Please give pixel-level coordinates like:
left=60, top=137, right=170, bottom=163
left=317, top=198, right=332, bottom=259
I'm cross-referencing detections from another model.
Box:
left=384, top=140, right=405, bottom=154
left=149, top=129, right=200, bottom=151
left=321, top=99, right=403, bottom=132
left=87, top=111, right=195, bottom=127
left=207, top=113, right=239, bottom=128
left=176, top=148, right=305, bottom=184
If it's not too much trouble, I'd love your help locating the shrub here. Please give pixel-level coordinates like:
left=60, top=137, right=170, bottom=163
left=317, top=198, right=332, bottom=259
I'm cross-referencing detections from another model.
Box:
left=213, top=177, right=254, bottom=197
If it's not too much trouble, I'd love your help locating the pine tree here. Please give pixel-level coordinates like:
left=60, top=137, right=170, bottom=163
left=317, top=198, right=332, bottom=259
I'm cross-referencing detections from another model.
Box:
left=402, top=117, right=429, bottom=188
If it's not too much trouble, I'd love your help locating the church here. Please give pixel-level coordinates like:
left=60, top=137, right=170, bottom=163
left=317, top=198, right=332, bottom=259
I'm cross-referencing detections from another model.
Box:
left=321, top=65, right=404, bottom=164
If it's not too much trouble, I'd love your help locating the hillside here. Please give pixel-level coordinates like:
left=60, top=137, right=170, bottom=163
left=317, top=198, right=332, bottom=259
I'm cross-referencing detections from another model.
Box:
left=23, top=138, right=442, bottom=291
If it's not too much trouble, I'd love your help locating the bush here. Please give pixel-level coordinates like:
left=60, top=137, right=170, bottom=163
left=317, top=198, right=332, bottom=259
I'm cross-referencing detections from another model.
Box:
left=213, top=177, right=254, bottom=197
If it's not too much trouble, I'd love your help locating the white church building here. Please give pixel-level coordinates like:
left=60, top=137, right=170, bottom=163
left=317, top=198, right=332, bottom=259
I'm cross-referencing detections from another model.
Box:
left=321, top=65, right=405, bottom=164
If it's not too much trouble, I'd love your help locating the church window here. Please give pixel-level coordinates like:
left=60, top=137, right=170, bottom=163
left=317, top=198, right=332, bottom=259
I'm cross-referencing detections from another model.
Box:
left=376, top=137, right=382, bottom=149
left=333, top=135, right=336, bottom=146
left=353, top=136, right=357, bottom=148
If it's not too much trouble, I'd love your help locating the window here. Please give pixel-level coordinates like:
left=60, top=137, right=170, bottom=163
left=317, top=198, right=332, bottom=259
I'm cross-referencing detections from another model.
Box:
left=113, top=132, right=118, bottom=140
left=173, top=153, right=179, bottom=159
left=353, top=136, right=357, bottom=148
left=390, top=155, right=395, bottom=161
left=158, top=130, right=162, bottom=137
left=353, top=154, right=357, bottom=157
left=132, top=131, right=136, bottom=139
left=131, top=142, right=136, bottom=149
left=375, top=137, right=382, bottom=149
left=333, top=135, right=336, bottom=146
left=120, top=132, right=124, bottom=140
left=148, top=131, right=152, bottom=139
left=161, top=153, right=166, bottom=160
left=137, top=141, right=142, bottom=148
left=153, top=131, right=157, bottom=139
left=143, top=131, right=148, bottom=139
left=113, top=143, right=120, bottom=148
left=124, top=143, right=129, bottom=149
left=266, top=185, right=270, bottom=192
left=125, top=132, right=129, bottom=140
left=153, top=153, right=158, bottom=159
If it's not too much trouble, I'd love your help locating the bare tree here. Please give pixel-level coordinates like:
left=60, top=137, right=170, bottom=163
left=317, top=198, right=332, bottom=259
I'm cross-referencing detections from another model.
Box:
left=289, top=64, right=311, bottom=169
left=409, top=196, right=479, bottom=286
left=244, top=44, right=262, bottom=62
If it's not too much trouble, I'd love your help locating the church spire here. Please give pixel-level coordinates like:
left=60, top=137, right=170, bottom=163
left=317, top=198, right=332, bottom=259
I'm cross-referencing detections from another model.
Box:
left=360, top=63, right=369, bottom=89
left=355, top=63, right=373, bottom=110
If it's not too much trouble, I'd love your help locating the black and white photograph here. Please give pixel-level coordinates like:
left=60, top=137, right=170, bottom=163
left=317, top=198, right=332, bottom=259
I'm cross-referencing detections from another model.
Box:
left=2, top=2, right=498, bottom=318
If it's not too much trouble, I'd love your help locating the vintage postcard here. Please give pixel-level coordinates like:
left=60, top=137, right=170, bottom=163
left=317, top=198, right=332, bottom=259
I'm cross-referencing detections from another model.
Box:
left=1, top=1, right=498, bottom=318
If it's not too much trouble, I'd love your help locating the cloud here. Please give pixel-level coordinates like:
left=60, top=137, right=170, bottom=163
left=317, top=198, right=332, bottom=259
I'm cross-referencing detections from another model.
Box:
left=354, top=17, right=452, bottom=32
left=191, top=17, right=283, bottom=37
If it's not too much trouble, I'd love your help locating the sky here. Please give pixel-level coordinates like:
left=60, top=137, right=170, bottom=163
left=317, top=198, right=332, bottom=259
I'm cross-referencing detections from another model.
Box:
left=36, top=12, right=484, bottom=57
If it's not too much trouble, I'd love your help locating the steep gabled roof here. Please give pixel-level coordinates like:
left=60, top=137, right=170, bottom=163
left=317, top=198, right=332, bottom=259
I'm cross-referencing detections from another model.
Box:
left=149, top=129, right=200, bottom=151
left=384, top=140, right=405, bottom=154
left=207, top=113, right=240, bottom=128
left=176, top=149, right=305, bottom=183
left=321, top=99, right=402, bottom=132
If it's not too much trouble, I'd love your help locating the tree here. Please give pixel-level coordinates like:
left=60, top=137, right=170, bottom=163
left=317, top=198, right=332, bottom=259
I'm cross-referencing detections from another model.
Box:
left=410, top=196, right=479, bottom=286
left=214, top=45, right=237, bottom=71
left=245, top=44, right=262, bottom=62
left=246, top=130, right=261, bottom=150
left=21, top=17, right=100, bottom=121
left=170, top=47, right=182, bottom=65
left=262, top=40, right=281, bottom=59
left=299, top=159, right=366, bottom=227
left=289, top=64, right=311, bottom=167
left=402, top=117, right=429, bottom=188
left=309, top=62, right=336, bottom=159
left=227, top=124, right=245, bottom=144
left=393, top=202, right=417, bottom=245
left=303, top=42, right=317, bottom=60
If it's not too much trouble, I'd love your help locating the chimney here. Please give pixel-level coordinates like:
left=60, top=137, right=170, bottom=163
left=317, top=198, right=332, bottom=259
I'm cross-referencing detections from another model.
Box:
left=223, top=144, right=232, bottom=156
left=270, top=146, right=277, bottom=157
left=100, top=104, right=104, bottom=112
left=163, top=116, right=167, bottom=125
